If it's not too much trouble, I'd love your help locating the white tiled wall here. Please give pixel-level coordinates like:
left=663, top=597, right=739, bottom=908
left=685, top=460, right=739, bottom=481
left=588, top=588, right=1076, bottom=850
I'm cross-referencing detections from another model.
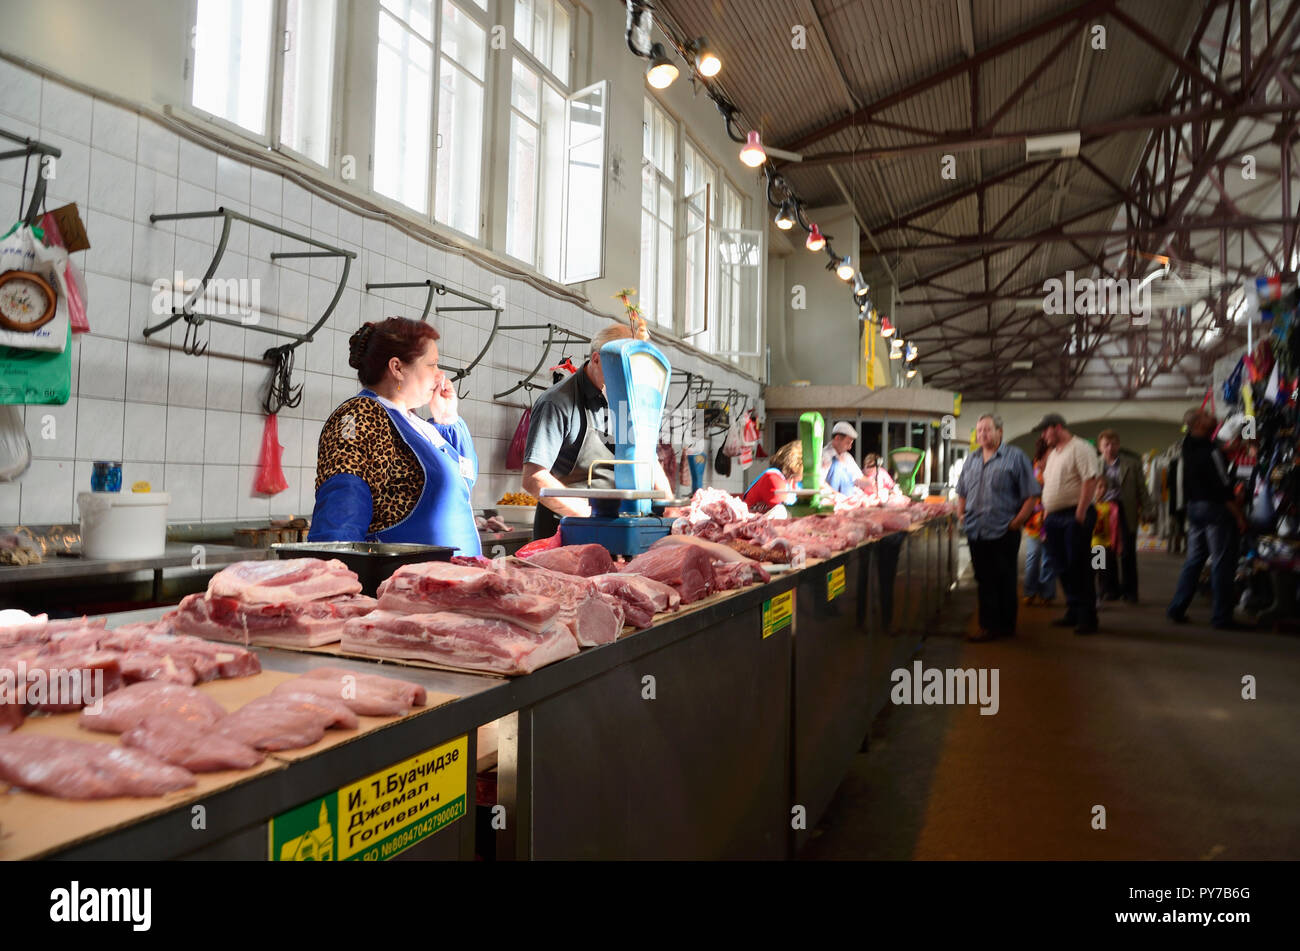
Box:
left=0, top=62, right=760, bottom=527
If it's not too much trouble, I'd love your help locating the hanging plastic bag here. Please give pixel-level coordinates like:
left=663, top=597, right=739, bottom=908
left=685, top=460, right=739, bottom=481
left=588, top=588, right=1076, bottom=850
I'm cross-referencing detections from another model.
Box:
left=254, top=414, right=289, bottom=495
left=0, top=324, right=72, bottom=405
left=39, top=212, right=89, bottom=335
left=0, top=405, right=31, bottom=481
left=0, top=222, right=70, bottom=352
left=506, top=404, right=532, bottom=471
left=722, top=419, right=745, bottom=457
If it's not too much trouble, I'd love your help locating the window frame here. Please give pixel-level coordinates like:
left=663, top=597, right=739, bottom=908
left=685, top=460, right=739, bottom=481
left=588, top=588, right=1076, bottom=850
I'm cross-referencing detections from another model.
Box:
left=640, top=95, right=676, bottom=331
left=432, top=0, right=492, bottom=238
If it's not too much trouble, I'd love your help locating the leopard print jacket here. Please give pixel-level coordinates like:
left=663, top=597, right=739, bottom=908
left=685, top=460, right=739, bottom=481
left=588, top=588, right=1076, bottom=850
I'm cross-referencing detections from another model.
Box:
left=315, top=396, right=425, bottom=534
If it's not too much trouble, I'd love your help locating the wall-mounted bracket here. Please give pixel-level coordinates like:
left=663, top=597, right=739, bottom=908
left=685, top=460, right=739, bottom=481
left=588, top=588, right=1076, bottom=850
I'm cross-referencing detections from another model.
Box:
left=0, top=128, right=62, bottom=227
left=493, top=323, right=590, bottom=400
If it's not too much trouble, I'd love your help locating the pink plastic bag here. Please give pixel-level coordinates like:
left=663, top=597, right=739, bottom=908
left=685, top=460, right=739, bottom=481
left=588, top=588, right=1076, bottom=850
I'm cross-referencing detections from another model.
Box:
left=506, top=406, right=531, bottom=471
left=40, top=212, right=89, bottom=334
left=254, top=414, right=288, bottom=495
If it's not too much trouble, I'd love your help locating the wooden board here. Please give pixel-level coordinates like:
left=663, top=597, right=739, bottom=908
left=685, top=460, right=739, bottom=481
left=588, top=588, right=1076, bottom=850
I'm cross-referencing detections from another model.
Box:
left=0, top=669, right=459, bottom=860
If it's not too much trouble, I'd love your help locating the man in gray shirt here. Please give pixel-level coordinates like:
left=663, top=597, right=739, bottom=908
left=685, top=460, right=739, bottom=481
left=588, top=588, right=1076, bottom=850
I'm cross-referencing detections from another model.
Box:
left=956, top=413, right=1040, bottom=641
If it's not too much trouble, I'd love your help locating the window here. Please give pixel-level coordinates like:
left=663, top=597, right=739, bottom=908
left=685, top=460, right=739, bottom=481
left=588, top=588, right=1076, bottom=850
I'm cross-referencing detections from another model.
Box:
left=711, top=183, right=761, bottom=358
left=640, top=98, right=675, bottom=328
left=681, top=141, right=714, bottom=338
left=279, top=0, right=337, bottom=165
left=435, top=0, right=487, bottom=236
left=191, top=0, right=337, bottom=164
left=193, top=0, right=276, bottom=136
left=506, top=60, right=565, bottom=268
left=373, top=0, right=435, bottom=211
left=514, top=0, right=571, bottom=85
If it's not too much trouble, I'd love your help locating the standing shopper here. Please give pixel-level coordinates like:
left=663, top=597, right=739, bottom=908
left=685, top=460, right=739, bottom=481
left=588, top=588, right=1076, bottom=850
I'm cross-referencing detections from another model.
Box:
left=956, top=414, right=1039, bottom=642
left=1022, top=436, right=1057, bottom=605
left=1096, top=430, right=1152, bottom=602
left=1038, top=414, right=1102, bottom=635
left=1167, top=409, right=1249, bottom=628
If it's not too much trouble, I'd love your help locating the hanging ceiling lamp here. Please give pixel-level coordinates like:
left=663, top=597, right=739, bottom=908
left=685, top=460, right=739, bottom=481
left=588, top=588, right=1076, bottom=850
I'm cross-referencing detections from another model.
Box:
left=906, top=367, right=917, bottom=379
left=880, top=315, right=895, bottom=337
left=739, top=130, right=766, bottom=167
left=774, top=200, right=795, bottom=230
left=836, top=256, right=855, bottom=281
left=691, top=37, right=721, bottom=77
left=646, top=43, right=678, bottom=89
left=805, top=223, right=826, bottom=252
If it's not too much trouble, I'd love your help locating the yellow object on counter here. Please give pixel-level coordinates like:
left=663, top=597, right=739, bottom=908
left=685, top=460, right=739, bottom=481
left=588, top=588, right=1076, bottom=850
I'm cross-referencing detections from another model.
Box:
left=497, top=491, right=538, bottom=506
left=131, top=481, right=151, bottom=493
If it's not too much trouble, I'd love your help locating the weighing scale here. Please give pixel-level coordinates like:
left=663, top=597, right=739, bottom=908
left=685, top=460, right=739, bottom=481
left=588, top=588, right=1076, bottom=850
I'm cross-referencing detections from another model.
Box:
left=539, top=338, right=677, bottom=556
left=787, top=411, right=834, bottom=517
left=889, top=447, right=926, bottom=495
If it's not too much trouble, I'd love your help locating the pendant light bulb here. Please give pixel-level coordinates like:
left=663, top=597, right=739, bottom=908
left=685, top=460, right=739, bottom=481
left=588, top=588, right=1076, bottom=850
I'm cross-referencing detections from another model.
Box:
left=774, top=200, right=795, bottom=230
left=805, top=223, right=826, bottom=252
left=693, top=37, right=721, bottom=77
left=836, top=256, right=855, bottom=281
left=906, top=367, right=917, bottom=379
left=646, top=43, right=678, bottom=89
left=880, top=316, right=895, bottom=338
left=739, top=130, right=766, bottom=167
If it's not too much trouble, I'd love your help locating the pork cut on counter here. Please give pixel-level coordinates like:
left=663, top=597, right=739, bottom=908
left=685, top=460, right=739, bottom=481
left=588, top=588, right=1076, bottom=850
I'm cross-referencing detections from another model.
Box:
left=523, top=543, right=615, bottom=578
left=485, top=561, right=624, bottom=646
left=213, top=692, right=359, bottom=751
left=208, top=558, right=362, bottom=604
left=377, top=563, right=563, bottom=633
left=589, top=573, right=681, bottom=629
left=299, top=666, right=427, bottom=707
left=0, top=735, right=196, bottom=799
left=620, top=545, right=717, bottom=604
left=167, top=592, right=378, bottom=648
left=342, top=609, right=580, bottom=675
left=101, top=623, right=262, bottom=680
left=79, top=681, right=229, bottom=734
left=121, top=715, right=264, bottom=772
left=271, top=677, right=413, bottom=717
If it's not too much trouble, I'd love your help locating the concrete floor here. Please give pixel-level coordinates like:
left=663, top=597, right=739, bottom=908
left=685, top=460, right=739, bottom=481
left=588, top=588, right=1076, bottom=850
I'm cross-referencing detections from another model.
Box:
left=801, top=548, right=1300, bottom=860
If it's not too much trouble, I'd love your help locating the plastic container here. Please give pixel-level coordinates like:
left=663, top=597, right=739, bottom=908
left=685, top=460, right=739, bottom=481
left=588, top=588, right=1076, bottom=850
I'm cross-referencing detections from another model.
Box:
left=77, top=492, right=171, bottom=560
left=91, top=460, right=122, bottom=492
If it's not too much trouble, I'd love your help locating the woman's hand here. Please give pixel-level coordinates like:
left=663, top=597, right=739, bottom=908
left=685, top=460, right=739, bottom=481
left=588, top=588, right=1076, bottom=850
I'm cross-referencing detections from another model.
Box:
left=427, top=374, right=458, bottom=425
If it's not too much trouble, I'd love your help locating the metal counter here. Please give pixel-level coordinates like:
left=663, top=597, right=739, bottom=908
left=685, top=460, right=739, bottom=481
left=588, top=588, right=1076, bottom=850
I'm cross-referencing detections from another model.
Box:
left=24, top=517, right=953, bottom=861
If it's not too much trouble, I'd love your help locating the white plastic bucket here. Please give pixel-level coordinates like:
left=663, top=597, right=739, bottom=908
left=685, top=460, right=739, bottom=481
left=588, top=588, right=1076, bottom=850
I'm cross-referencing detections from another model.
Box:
left=77, top=492, right=171, bottom=560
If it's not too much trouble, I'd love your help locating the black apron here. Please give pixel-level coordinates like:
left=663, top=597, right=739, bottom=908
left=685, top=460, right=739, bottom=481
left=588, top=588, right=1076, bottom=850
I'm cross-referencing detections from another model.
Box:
left=533, top=372, right=617, bottom=539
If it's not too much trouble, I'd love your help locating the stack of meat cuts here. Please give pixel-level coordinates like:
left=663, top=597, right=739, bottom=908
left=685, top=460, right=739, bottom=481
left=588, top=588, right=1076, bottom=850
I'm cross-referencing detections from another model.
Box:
left=522, top=543, right=615, bottom=577
left=0, top=611, right=261, bottom=733
left=620, top=544, right=717, bottom=604
left=167, top=559, right=376, bottom=648
left=590, top=573, right=681, bottom=629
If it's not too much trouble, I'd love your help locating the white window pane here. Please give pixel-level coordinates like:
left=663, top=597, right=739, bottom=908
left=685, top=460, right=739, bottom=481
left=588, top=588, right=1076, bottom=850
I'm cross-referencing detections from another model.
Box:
left=657, top=220, right=672, bottom=326
left=514, top=0, right=532, bottom=49
left=374, top=11, right=433, bottom=211
left=641, top=161, right=655, bottom=211
left=511, top=59, right=540, bottom=120
left=561, top=81, right=606, bottom=283
left=538, top=83, right=566, bottom=279
left=658, top=182, right=672, bottom=223
left=382, top=0, right=433, bottom=41
left=435, top=61, right=483, bottom=236
left=531, top=0, right=551, bottom=68
left=551, top=3, right=570, bottom=84
left=506, top=114, right=539, bottom=261
left=639, top=210, right=655, bottom=322
left=441, top=0, right=486, bottom=81
left=280, top=0, right=336, bottom=165
left=193, top=0, right=274, bottom=135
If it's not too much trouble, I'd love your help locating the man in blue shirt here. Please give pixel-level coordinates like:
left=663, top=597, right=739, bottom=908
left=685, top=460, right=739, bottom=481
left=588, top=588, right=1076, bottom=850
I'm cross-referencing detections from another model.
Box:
left=956, top=413, right=1040, bottom=642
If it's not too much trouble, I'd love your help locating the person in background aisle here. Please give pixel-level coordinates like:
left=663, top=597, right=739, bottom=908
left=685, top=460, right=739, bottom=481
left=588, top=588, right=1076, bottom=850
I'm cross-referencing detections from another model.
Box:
left=1167, top=408, right=1250, bottom=629
left=742, top=440, right=803, bottom=513
left=1021, top=435, right=1057, bottom=606
left=955, top=414, right=1039, bottom=642
left=1038, top=413, right=1102, bottom=635
left=310, top=317, right=481, bottom=555
left=821, top=421, right=863, bottom=482
left=857, top=453, right=899, bottom=499
left=1095, top=429, right=1153, bottom=603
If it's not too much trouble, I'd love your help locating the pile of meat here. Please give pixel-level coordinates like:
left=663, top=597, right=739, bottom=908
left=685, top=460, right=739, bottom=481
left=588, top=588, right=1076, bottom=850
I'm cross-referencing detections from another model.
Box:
left=665, top=487, right=953, bottom=560
left=0, top=666, right=426, bottom=799
left=166, top=559, right=377, bottom=648
left=0, top=612, right=261, bottom=735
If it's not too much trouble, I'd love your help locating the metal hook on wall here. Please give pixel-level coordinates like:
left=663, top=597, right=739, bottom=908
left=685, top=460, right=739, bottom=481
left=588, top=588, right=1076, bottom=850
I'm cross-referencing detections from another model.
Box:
left=181, top=318, right=209, bottom=357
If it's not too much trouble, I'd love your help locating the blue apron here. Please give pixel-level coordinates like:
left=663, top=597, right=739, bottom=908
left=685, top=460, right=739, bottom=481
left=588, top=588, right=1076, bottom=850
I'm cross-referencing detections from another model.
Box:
left=310, top=390, right=482, bottom=555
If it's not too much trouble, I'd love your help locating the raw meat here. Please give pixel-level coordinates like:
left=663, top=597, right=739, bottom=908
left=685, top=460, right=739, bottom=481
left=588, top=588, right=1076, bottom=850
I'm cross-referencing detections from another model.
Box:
left=590, top=573, right=681, bottom=629
left=80, top=681, right=228, bottom=734
left=0, top=702, right=23, bottom=733
left=101, top=625, right=262, bottom=680
left=377, top=563, right=562, bottom=633
left=487, top=562, right=623, bottom=646
left=25, top=652, right=124, bottom=713
left=208, top=558, right=362, bottom=604
left=272, top=677, right=411, bottom=717
left=121, top=715, right=264, bottom=772
left=300, top=666, right=427, bottom=707
left=621, top=545, right=717, bottom=604
left=167, top=592, right=365, bottom=647
left=214, top=692, right=358, bottom=751
left=713, top=560, right=771, bottom=590
left=342, top=609, right=579, bottom=675
left=0, top=735, right=195, bottom=799
left=117, top=651, right=198, bottom=686
left=524, top=543, right=615, bottom=577
left=650, top=534, right=748, bottom=562
left=724, top=539, right=790, bottom=563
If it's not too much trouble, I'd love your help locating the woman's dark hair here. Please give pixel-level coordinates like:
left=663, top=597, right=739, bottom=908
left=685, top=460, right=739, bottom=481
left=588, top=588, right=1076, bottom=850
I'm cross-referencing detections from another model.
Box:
left=348, top=317, right=440, bottom=387
left=1033, top=434, right=1050, bottom=464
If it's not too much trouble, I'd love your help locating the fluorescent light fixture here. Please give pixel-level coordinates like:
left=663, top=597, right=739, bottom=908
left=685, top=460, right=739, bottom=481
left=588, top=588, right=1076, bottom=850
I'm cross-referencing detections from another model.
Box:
left=1011, top=360, right=1033, bottom=370
left=1008, top=391, right=1028, bottom=398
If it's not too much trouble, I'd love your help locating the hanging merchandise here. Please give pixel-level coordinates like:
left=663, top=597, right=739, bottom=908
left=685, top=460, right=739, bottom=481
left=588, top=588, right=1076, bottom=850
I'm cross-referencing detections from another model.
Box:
left=0, top=222, right=70, bottom=352
left=506, top=404, right=532, bottom=471
left=0, top=324, right=72, bottom=404
left=549, top=357, right=577, bottom=384
left=0, top=405, right=31, bottom=481
left=38, top=210, right=88, bottom=335
left=739, top=410, right=760, bottom=468
left=714, top=438, right=731, bottom=478
left=253, top=414, right=289, bottom=495
left=657, top=440, right=679, bottom=488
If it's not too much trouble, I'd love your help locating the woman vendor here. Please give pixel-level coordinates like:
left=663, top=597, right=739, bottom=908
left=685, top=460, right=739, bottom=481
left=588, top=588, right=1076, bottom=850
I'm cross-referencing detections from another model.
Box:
left=308, top=317, right=482, bottom=555
left=857, top=453, right=899, bottom=498
left=741, top=440, right=803, bottom=513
